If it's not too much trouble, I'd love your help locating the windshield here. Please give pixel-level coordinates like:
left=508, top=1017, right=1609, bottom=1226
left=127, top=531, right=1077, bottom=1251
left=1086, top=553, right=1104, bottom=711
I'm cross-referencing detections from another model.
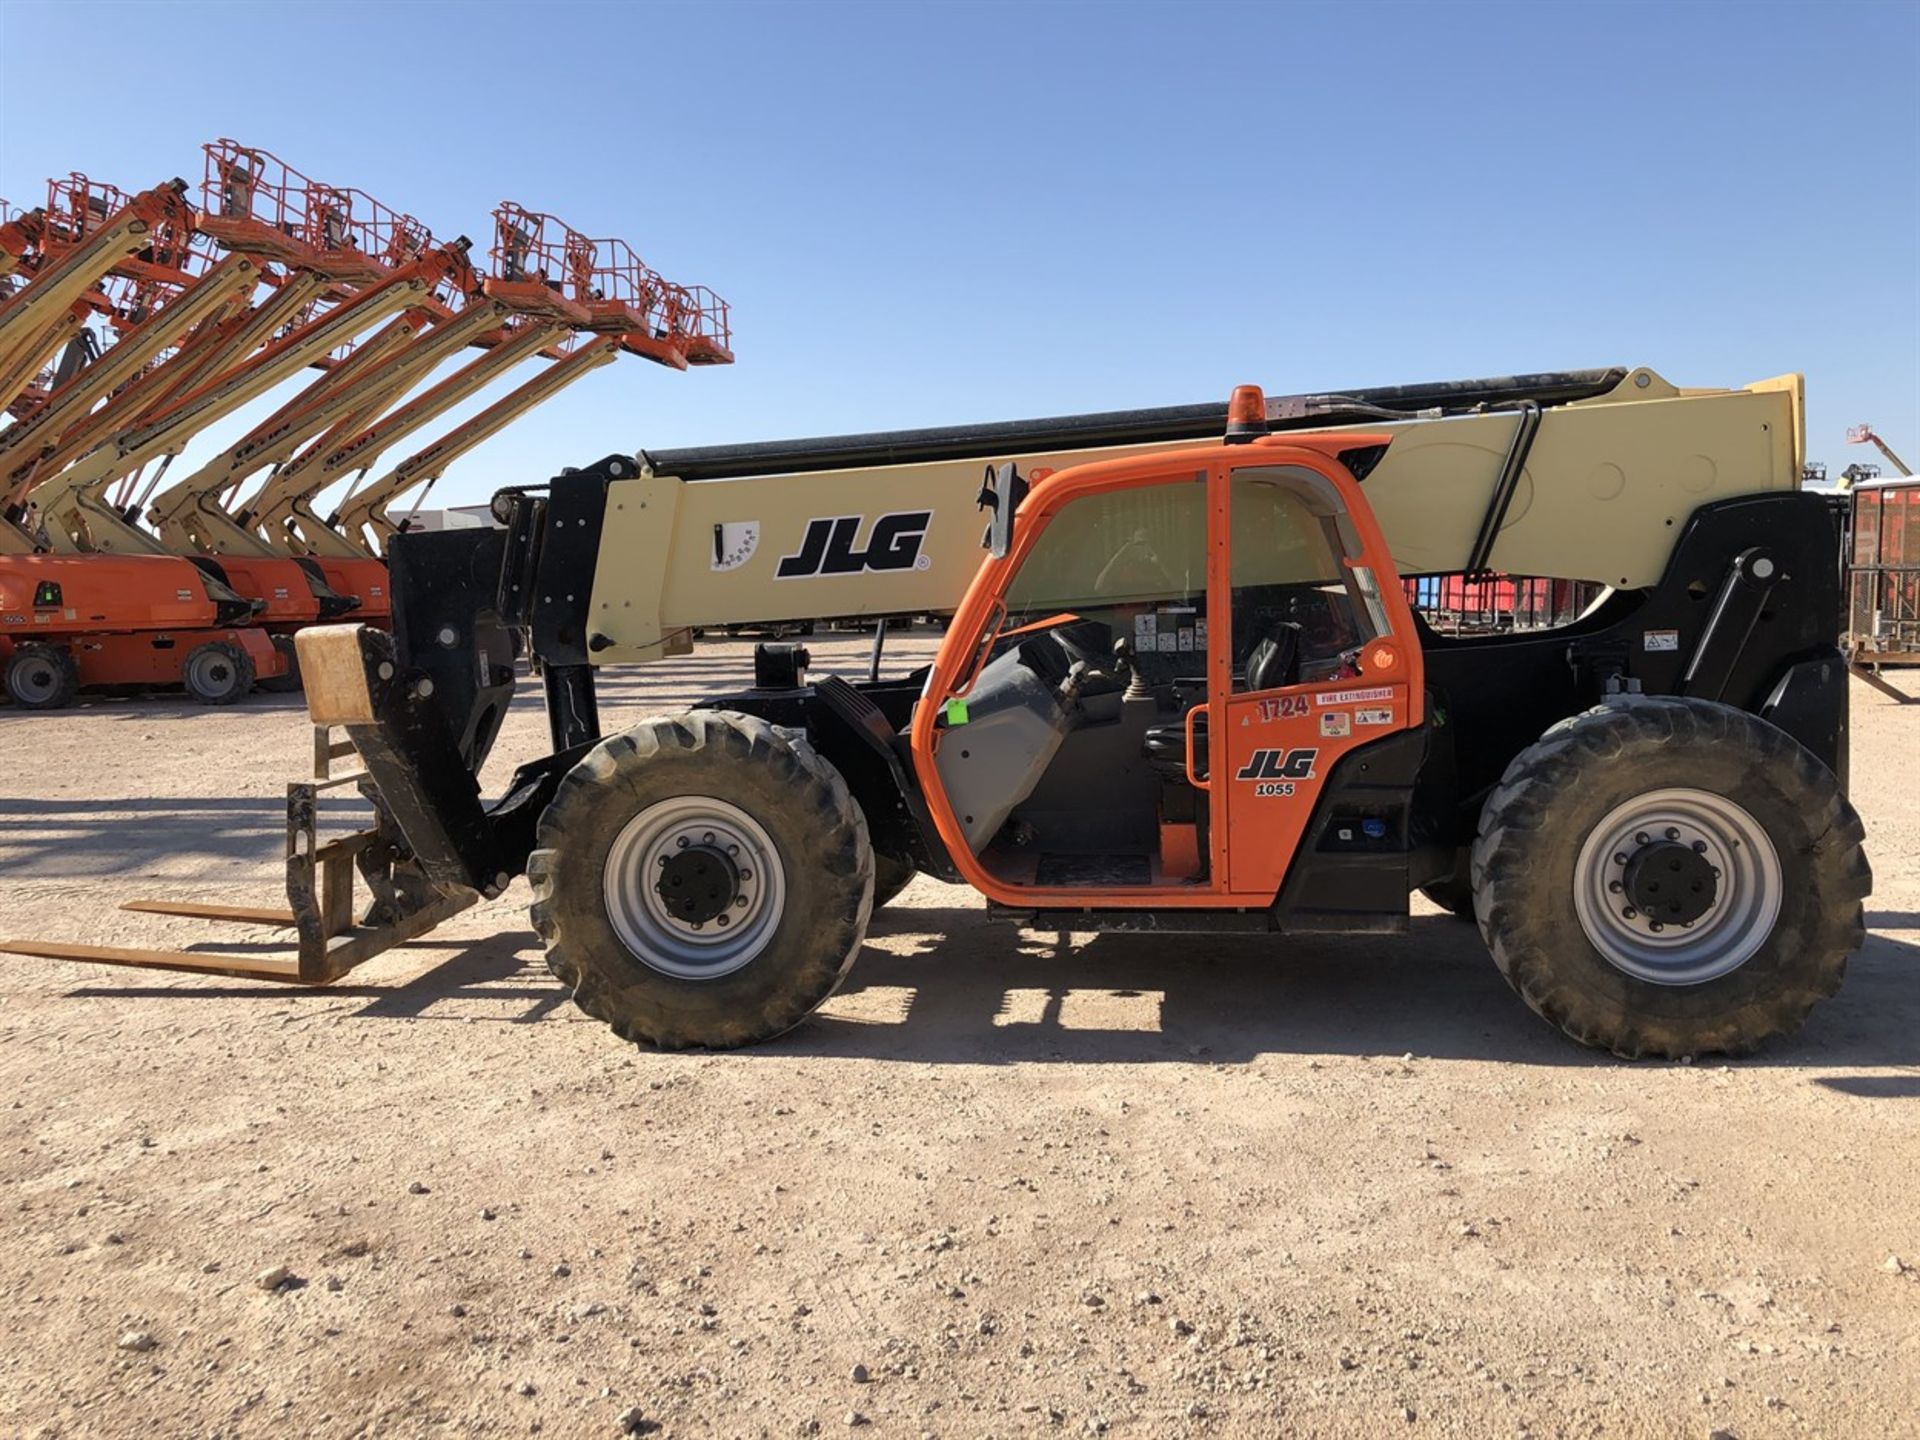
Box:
left=1001, top=473, right=1208, bottom=631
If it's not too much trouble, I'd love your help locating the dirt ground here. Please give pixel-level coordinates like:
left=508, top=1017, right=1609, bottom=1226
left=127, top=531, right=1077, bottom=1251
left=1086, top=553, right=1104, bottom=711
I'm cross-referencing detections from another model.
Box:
left=0, top=635, right=1914, bottom=1439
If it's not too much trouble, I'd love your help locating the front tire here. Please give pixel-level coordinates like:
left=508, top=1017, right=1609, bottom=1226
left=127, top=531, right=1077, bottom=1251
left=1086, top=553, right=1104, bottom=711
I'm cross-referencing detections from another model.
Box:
left=1472, top=698, right=1869, bottom=1059
left=530, top=711, right=874, bottom=1050
left=4, top=642, right=78, bottom=710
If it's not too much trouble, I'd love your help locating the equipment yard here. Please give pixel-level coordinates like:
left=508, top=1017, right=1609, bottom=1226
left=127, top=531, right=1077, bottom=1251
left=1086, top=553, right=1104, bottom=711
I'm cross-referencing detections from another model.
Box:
left=2, top=634, right=1914, bottom=1439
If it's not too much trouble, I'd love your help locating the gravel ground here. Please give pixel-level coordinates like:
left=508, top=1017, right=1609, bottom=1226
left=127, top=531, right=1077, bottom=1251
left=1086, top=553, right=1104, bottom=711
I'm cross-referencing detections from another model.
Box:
left=0, top=637, right=1915, bottom=1439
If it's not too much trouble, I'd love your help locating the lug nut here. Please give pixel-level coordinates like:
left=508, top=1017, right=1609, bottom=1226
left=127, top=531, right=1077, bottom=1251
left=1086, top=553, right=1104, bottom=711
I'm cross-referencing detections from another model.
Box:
left=734, top=896, right=747, bottom=908
left=716, top=915, right=730, bottom=928
left=1614, top=853, right=1628, bottom=866
left=1665, top=827, right=1679, bottom=840
left=1608, top=880, right=1623, bottom=894
left=1649, top=921, right=1664, bottom=932
left=676, top=837, right=689, bottom=849
left=1622, top=907, right=1638, bottom=919
left=1693, top=840, right=1708, bottom=854
left=1635, top=831, right=1650, bottom=845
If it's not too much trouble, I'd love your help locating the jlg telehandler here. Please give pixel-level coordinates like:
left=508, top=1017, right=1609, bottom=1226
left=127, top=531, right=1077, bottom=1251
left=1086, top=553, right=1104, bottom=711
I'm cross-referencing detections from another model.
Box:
left=7, top=366, right=1872, bottom=1059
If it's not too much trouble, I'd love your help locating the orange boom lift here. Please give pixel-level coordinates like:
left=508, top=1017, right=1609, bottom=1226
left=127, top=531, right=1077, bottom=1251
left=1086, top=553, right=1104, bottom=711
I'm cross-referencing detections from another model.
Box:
left=0, top=173, right=278, bottom=708
left=1, top=148, right=467, bottom=704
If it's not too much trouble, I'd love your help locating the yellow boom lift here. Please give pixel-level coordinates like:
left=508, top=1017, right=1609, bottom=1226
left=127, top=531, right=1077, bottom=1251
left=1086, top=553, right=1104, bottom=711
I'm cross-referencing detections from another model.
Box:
left=0, top=178, right=192, bottom=416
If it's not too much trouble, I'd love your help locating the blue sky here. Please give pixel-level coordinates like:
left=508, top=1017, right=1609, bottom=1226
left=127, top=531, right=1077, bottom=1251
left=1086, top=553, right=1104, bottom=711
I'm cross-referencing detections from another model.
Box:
left=2, top=0, right=1915, bottom=507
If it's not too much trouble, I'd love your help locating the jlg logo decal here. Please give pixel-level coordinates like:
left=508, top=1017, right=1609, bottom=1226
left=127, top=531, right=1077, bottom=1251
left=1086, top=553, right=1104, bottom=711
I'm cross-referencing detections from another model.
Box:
left=775, top=512, right=933, bottom=579
left=1235, top=747, right=1317, bottom=798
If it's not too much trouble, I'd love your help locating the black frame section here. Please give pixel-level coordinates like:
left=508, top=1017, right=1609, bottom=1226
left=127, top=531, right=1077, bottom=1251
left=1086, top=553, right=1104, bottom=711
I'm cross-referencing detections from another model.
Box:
left=1408, top=490, right=1849, bottom=872
left=637, top=370, right=1628, bottom=482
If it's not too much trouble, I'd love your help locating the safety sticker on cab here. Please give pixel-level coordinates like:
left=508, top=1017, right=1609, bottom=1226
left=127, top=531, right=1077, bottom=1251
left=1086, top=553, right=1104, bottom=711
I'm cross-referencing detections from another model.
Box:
left=1315, top=685, right=1393, bottom=707
left=1355, top=706, right=1394, bottom=726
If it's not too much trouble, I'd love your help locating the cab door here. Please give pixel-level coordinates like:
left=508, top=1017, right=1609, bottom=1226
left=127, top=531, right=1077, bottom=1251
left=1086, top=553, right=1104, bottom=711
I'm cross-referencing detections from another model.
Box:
left=1208, top=456, right=1424, bottom=901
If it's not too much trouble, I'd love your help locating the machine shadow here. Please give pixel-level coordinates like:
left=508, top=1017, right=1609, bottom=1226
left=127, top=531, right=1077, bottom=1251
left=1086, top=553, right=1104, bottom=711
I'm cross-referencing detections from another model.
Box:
left=0, top=793, right=368, bottom=873
left=60, top=903, right=1920, bottom=1070
left=765, top=907, right=1920, bottom=1068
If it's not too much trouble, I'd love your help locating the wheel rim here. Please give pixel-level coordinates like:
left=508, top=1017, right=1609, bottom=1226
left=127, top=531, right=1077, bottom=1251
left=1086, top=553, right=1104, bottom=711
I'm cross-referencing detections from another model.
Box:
left=187, top=649, right=235, bottom=696
left=602, top=795, right=786, bottom=980
left=1572, top=787, right=1782, bottom=986
left=9, top=657, right=59, bottom=704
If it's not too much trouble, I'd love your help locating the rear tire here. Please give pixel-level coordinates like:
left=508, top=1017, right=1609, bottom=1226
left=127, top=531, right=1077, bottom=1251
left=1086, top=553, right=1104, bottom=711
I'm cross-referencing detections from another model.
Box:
left=257, top=634, right=303, bottom=694
left=1471, top=698, right=1870, bottom=1059
left=530, top=711, right=874, bottom=1050
left=4, top=642, right=78, bottom=710
left=182, top=640, right=254, bottom=705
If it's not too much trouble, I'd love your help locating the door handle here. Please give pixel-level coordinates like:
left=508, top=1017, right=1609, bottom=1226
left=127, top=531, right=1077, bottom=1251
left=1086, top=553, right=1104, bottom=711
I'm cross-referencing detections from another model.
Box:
left=1185, top=703, right=1209, bottom=790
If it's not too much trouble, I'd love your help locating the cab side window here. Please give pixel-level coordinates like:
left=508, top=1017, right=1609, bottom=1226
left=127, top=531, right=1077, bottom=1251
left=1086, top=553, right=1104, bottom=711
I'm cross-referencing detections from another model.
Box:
left=1228, top=467, right=1380, bottom=693
left=1000, top=475, right=1210, bottom=666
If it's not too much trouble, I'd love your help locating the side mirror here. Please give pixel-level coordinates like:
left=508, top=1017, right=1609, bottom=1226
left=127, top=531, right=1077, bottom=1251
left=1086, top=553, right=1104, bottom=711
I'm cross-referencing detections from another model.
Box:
left=977, top=461, right=1028, bottom=559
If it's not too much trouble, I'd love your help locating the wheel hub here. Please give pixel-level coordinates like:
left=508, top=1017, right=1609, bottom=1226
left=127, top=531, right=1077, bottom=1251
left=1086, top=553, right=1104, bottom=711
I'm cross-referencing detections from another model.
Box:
left=14, top=662, right=56, bottom=702
left=602, top=796, right=786, bottom=980
left=1572, top=787, right=1782, bottom=986
left=656, top=845, right=741, bottom=926
left=1622, top=840, right=1718, bottom=925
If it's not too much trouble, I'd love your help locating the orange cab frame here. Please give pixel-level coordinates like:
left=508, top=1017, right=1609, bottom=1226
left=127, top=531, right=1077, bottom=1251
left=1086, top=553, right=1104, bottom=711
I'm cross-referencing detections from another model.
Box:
left=908, top=433, right=1424, bottom=912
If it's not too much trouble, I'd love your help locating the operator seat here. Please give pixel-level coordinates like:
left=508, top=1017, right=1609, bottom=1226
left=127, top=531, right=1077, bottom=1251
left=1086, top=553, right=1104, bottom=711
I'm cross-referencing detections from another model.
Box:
left=1243, top=621, right=1302, bottom=694
left=1139, top=620, right=1302, bottom=781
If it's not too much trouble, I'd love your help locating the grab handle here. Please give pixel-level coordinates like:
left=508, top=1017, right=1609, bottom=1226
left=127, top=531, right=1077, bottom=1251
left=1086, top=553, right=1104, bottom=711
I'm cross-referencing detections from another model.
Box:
left=1184, top=703, right=1210, bottom=790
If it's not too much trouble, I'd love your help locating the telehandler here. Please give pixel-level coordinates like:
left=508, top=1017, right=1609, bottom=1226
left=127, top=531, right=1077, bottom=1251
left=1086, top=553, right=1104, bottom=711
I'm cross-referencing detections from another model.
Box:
left=7, top=366, right=1871, bottom=1059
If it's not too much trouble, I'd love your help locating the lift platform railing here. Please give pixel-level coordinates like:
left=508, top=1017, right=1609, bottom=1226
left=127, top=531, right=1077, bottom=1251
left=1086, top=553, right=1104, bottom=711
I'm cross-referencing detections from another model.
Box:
left=0, top=199, right=47, bottom=279
left=21, top=139, right=402, bottom=469
left=573, top=233, right=685, bottom=369
left=669, top=282, right=733, bottom=366
left=44, top=152, right=462, bottom=545
left=241, top=201, right=659, bottom=560
left=2, top=172, right=233, bottom=445
left=321, top=204, right=725, bottom=556
left=575, top=232, right=732, bottom=368
left=198, top=140, right=434, bottom=287
left=0, top=178, right=191, bottom=374
left=482, top=203, right=594, bottom=325
left=42, top=173, right=200, bottom=294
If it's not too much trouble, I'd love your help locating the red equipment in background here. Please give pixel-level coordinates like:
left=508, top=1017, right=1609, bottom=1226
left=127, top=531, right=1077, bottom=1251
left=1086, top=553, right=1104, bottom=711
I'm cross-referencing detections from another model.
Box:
left=1405, top=573, right=1603, bottom=636
left=1848, top=479, right=1920, bottom=672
